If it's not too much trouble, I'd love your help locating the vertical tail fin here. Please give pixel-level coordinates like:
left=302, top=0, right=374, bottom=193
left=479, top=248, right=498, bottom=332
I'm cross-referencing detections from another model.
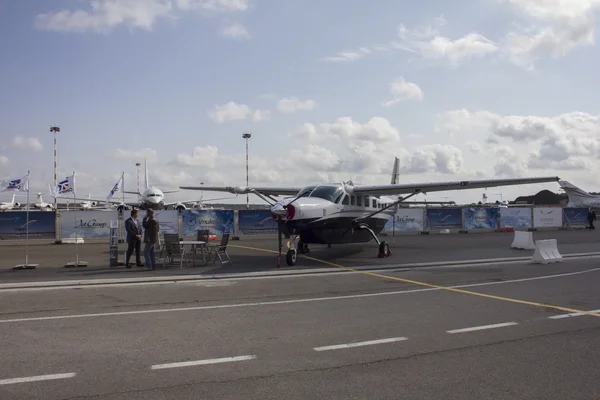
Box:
left=144, top=157, right=149, bottom=189
left=11, top=193, right=15, bottom=204
left=558, top=180, right=595, bottom=205
left=390, top=157, right=399, bottom=185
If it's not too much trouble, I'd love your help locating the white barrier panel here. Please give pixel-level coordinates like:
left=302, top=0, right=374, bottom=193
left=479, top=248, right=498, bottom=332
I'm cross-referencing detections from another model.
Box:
left=531, top=239, right=563, bottom=264
left=511, top=231, right=536, bottom=250
left=533, top=207, right=563, bottom=228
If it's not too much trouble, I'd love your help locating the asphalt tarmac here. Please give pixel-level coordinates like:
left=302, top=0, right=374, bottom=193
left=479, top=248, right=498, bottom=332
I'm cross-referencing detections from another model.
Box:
left=0, top=230, right=599, bottom=399
left=1, top=229, right=599, bottom=283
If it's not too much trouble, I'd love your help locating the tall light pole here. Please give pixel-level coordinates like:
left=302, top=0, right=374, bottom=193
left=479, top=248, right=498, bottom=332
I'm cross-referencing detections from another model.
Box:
left=49, top=126, right=60, bottom=210
left=135, top=162, right=141, bottom=202
left=242, top=132, right=251, bottom=209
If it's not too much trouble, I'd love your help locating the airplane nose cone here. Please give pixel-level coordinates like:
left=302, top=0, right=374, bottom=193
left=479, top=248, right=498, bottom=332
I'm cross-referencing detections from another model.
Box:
left=271, top=203, right=287, bottom=218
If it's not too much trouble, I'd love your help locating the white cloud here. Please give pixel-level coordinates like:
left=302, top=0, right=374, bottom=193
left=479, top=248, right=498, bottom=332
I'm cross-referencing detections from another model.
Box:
left=218, top=21, right=250, bottom=39
left=288, top=123, right=320, bottom=141
left=12, top=136, right=43, bottom=152
left=175, top=0, right=249, bottom=12
left=323, top=47, right=372, bottom=62
left=320, top=116, right=401, bottom=142
left=252, top=109, right=271, bottom=122
left=207, top=101, right=251, bottom=123
left=34, top=0, right=249, bottom=34
left=175, top=145, right=219, bottom=167
left=438, top=108, right=600, bottom=174
left=277, top=97, right=317, bottom=113
left=111, top=147, right=157, bottom=161
left=290, top=145, right=341, bottom=171
left=34, top=0, right=174, bottom=34
left=382, top=77, right=424, bottom=107
left=0, top=156, right=8, bottom=165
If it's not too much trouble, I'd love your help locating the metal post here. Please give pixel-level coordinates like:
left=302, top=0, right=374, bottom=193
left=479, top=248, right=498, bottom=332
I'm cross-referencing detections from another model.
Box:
left=136, top=162, right=141, bottom=202
left=242, top=133, right=251, bottom=209
left=50, top=127, right=60, bottom=210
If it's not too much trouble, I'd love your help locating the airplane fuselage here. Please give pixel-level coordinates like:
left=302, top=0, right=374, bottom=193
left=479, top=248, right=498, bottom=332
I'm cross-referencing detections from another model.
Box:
left=272, top=184, right=395, bottom=245
left=138, top=187, right=166, bottom=210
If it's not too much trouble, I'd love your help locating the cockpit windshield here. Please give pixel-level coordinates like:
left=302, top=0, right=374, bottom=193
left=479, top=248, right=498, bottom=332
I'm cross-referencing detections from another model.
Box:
left=308, top=185, right=345, bottom=203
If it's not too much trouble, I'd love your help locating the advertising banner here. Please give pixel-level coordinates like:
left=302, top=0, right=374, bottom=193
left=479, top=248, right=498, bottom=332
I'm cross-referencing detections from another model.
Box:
left=463, top=207, right=499, bottom=229
left=533, top=207, right=563, bottom=228
left=426, top=208, right=463, bottom=229
left=499, top=207, right=532, bottom=229
left=383, top=208, right=424, bottom=232
left=238, top=210, right=278, bottom=234
left=182, top=210, right=234, bottom=237
left=153, top=210, right=179, bottom=236
left=0, top=211, right=56, bottom=240
left=562, top=208, right=589, bottom=227
left=60, top=210, right=117, bottom=239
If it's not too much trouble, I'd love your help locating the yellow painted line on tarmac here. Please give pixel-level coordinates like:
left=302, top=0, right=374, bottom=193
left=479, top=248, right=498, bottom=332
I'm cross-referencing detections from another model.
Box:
left=230, top=244, right=600, bottom=319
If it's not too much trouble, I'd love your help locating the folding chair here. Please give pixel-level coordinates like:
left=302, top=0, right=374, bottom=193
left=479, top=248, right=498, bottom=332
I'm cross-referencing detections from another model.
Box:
left=159, top=233, right=191, bottom=268
left=206, top=233, right=231, bottom=265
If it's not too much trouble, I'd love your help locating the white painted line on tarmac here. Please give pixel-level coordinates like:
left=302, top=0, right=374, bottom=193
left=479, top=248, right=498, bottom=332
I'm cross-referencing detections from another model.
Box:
left=151, top=355, right=256, bottom=370
left=2, top=267, right=600, bottom=324
left=4, top=252, right=600, bottom=292
left=0, top=373, right=76, bottom=385
left=548, top=309, right=600, bottom=319
left=447, top=322, right=518, bottom=334
left=314, top=337, right=408, bottom=351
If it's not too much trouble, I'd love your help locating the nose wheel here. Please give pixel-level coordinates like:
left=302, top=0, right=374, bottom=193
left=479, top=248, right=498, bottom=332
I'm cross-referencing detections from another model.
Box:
left=286, top=248, right=297, bottom=266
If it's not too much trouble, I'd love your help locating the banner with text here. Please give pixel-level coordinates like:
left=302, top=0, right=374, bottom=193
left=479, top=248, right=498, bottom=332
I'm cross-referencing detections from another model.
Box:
left=533, top=207, right=563, bottom=228
left=562, top=208, right=589, bottom=227
left=499, top=207, right=532, bottom=229
left=153, top=210, right=179, bottom=236
left=383, top=208, right=424, bottom=232
left=182, top=210, right=234, bottom=237
left=60, top=210, right=117, bottom=239
left=463, top=207, right=499, bottom=229
left=0, top=211, right=56, bottom=240
left=238, top=210, right=278, bottom=234
left=426, top=208, right=462, bottom=229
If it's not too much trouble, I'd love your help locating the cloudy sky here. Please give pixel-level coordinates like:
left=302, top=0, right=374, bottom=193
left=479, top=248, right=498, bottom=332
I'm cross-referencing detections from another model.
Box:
left=1, top=0, right=599, bottom=205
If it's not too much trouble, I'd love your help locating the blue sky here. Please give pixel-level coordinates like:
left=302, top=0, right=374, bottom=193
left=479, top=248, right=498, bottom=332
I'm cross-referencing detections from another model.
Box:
left=2, top=0, right=600, bottom=205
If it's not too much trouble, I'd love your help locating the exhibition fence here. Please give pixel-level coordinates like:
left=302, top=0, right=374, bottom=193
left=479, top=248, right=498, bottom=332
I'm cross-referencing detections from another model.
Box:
left=0, top=207, right=591, bottom=241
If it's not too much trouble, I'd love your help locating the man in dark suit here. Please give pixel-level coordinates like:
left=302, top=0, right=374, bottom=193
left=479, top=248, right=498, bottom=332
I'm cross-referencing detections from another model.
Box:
left=125, top=209, right=144, bottom=268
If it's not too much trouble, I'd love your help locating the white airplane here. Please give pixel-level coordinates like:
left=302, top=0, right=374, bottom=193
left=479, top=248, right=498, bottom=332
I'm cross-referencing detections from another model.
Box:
left=78, top=194, right=112, bottom=210
left=0, top=194, right=21, bottom=211
left=180, top=157, right=560, bottom=267
left=558, top=180, right=600, bottom=207
left=33, top=193, right=54, bottom=211
left=73, top=159, right=226, bottom=212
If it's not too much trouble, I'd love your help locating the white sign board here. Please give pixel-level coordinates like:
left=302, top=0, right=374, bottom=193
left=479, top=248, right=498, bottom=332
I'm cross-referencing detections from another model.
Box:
left=383, top=208, right=424, bottom=232
left=61, top=210, right=118, bottom=239
left=533, top=207, right=563, bottom=228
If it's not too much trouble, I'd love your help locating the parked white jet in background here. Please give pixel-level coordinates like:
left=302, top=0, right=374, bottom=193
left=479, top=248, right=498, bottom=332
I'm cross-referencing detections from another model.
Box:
left=33, top=193, right=54, bottom=210
left=0, top=194, right=21, bottom=211
left=74, top=159, right=224, bottom=212
left=181, top=158, right=560, bottom=266
left=559, top=180, right=600, bottom=207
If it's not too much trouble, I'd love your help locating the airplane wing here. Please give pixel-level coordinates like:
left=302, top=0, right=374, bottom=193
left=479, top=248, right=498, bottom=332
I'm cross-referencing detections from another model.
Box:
left=68, top=196, right=138, bottom=206
left=179, top=185, right=303, bottom=196
left=348, top=176, right=560, bottom=196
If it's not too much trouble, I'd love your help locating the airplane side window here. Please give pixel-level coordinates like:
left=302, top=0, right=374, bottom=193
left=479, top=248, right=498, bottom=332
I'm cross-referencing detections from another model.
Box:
left=372, top=199, right=377, bottom=208
left=356, top=196, right=362, bottom=206
left=342, top=195, right=349, bottom=205
left=365, top=196, right=370, bottom=207
left=351, top=196, right=355, bottom=205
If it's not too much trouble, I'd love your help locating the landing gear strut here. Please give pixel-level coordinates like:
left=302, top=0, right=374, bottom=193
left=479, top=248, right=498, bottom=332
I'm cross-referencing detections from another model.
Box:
left=356, top=223, right=391, bottom=258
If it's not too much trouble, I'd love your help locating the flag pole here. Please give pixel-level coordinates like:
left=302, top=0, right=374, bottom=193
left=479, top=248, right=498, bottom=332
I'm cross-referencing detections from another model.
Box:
left=13, top=171, right=37, bottom=270
left=26, top=170, right=30, bottom=265
left=65, top=171, right=87, bottom=268
left=122, top=171, right=125, bottom=205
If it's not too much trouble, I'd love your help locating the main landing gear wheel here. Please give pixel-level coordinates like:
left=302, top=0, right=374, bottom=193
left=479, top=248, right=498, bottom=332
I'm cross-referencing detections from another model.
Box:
left=378, top=241, right=391, bottom=258
left=286, top=248, right=297, bottom=266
